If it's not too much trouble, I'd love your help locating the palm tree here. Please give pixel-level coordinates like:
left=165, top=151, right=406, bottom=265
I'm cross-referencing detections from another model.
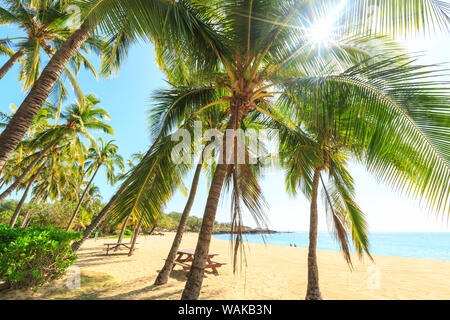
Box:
left=0, top=0, right=226, bottom=170
left=154, top=153, right=203, bottom=285
left=281, top=127, right=370, bottom=299
left=278, top=50, right=450, bottom=299
left=9, top=160, right=47, bottom=227
left=31, top=146, right=80, bottom=203
left=72, top=2, right=450, bottom=293
left=128, top=1, right=449, bottom=300
left=66, top=138, right=123, bottom=231
left=0, top=94, right=112, bottom=202
left=116, top=152, right=143, bottom=245
left=0, top=0, right=103, bottom=102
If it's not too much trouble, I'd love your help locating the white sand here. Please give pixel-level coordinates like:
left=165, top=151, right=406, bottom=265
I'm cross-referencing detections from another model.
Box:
left=2, top=232, right=449, bottom=300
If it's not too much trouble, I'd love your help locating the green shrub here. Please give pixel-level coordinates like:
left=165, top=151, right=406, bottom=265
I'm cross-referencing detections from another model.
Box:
left=124, top=228, right=133, bottom=237
left=0, top=225, right=81, bottom=290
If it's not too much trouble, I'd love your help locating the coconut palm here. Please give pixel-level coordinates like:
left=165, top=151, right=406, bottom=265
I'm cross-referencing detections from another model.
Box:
left=8, top=159, right=46, bottom=226
left=0, top=0, right=103, bottom=105
left=124, top=1, right=449, bottom=300
left=114, top=152, right=144, bottom=245
left=0, top=93, right=112, bottom=202
left=153, top=157, right=203, bottom=285
left=281, top=125, right=369, bottom=300
left=71, top=1, right=450, bottom=295
left=66, top=138, right=123, bottom=231
left=31, top=147, right=80, bottom=203
left=0, top=0, right=230, bottom=170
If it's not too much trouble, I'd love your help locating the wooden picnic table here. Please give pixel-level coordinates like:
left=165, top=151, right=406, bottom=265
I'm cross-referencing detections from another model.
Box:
left=173, top=248, right=226, bottom=275
left=104, top=242, right=138, bottom=255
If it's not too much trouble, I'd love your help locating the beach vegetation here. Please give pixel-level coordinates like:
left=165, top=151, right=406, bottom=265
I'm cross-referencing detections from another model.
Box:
left=0, top=224, right=81, bottom=290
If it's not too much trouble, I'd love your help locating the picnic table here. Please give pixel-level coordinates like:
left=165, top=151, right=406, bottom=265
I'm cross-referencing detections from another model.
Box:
left=172, top=249, right=226, bottom=275
left=104, top=242, right=138, bottom=255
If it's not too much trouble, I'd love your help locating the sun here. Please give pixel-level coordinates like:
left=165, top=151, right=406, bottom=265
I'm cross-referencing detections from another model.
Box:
left=306, top=0, right=347, bottom=47
left=308, top=22, right=334, bottom=45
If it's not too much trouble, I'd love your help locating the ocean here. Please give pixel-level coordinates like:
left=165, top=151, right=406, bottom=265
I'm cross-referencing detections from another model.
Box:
left=213, top=232, right=450, bottom=261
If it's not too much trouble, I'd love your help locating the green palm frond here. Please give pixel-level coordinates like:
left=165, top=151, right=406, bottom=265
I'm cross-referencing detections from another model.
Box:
left=281, top=55, right=450, bottom=216
left=325, top=154, right=371, bottom=261
left=109, top=135, right=190, bottom=229
left=148, top=85, right=226, bottom=141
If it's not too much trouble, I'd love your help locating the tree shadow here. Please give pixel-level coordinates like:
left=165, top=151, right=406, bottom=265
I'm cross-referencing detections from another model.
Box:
left=76, top=259, right=132, bottom=268
left=105, top=285, right=183, bottom=300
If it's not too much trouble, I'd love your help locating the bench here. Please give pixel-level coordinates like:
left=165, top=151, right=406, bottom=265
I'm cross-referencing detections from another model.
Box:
left=173, top=260, right=191, bottom=271
left=104, top=242, right=139, bottom=255
left=208, top=260, right=226, bottom=274
left=172, top=259, right=227, bottom=274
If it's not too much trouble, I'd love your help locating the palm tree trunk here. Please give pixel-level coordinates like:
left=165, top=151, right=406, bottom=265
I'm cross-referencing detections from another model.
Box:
left=155, top=161, right=203, bottom=285
left=72, top=136, right=164, bottom=252
left=0, top=49, right=24, bottom=80
left=128, top=215, right=143, bottom=257
left=0, top=132, right=64, bottom=202
left=117, top=212, right=132, bottom=246
left=20, top=197, right=37, bottom=228
left=305, top=168, right=323, bottom=300
left=71, top=184, right=126, bottom=252
left=181, top=113, right=241, bottom=300
left=66, top=164, right=101, bottom=231
left=0, top=19, right=93, bottom=170
left=9, top=162, right=45, bottom=227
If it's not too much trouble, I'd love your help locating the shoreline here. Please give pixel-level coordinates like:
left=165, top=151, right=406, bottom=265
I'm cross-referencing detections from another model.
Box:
left=213, top=231, right=450, bottom=262
left=213, top=236, right=450, bottom=263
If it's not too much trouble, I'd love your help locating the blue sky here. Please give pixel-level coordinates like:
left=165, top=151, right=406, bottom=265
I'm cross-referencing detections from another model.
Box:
left=1, top=24, right=449, bottom=233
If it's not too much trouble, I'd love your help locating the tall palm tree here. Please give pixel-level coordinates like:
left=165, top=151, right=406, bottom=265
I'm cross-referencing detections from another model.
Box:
left=124, top=1, right=449, bottom=300
left=278, top=51, right=450, bottom=299
left=66, top=138, right=123, bottom=230
left=0, top=0, right=226, bottom=170
left=281, top=127, right=369, bottom=299
left=72, top=1, right=450, bottom=283
left=0, top=93, right=112, bottom=202
left=154, top=151, right=203, bottom=285
left=0, top=0, right=103, bottom=102
left=9, top=159, right=46, bottom=226
left=31, top=146, right=80, bottom=203
left=116, top=152, right=143, bottom=245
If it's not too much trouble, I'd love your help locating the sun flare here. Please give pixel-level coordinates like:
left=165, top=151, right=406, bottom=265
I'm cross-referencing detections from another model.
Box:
left=308, top=22, right=334, bottom=45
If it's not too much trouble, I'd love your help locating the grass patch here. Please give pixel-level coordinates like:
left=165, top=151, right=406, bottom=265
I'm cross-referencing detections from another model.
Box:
left=0, top=270, right=119, bottom=300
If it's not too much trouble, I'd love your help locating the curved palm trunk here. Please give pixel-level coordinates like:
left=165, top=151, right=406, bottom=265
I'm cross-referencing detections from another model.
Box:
left=20, top=197, right=37, bottom=228
left=181, top=113, right=242, bottom=300
left=72, top=123, right=162, bottom=252
left=0, top=19, right=93, bottom=169
left=71, top=184, right=126, bottom=252
left=66, top=164, right=101, bottom=231
left=128, top=215, right=143, bottom=257
left=305, top=168, right=323, bottom=300
left=9, top=162, right=45, bottom=227
left=0, top=49, right=24, bottom=80
left=0, top=132, right=64, bottom=202
left=117, top=212, right=132, bottom=246
left=155, top=161, right=203, bottom=285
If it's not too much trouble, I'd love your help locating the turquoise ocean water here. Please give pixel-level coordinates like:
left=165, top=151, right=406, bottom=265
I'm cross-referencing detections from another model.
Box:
left=213, top=232, right=450, bottom=261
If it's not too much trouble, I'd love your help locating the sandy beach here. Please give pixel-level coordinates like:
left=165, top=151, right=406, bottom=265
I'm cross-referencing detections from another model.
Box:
left=1, top=232, right=449, bottom=300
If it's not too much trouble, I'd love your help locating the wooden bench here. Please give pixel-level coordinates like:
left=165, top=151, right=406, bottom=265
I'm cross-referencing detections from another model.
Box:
left=208, top=260, right=226, bottom=274
left=104, top=242, right=139, bottom=255
left=173, top=260, right=191, bottom=271
left=172, top=249, right=227, bottom=275
left=172, top=259, right=227, bottom=274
